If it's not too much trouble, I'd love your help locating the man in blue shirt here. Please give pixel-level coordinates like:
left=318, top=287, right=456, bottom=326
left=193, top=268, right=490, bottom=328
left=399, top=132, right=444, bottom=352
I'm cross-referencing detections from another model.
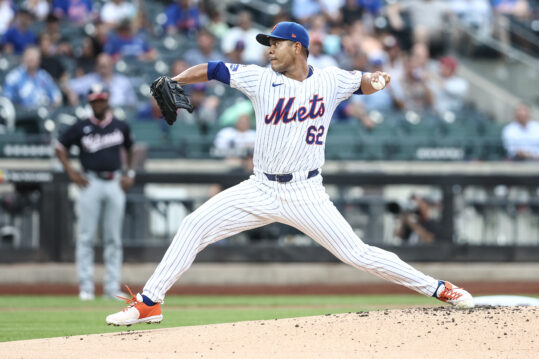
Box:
left=164, top=0, right=201, bottom=35
left=52, top=0, right=94, bottom=24
left=3, top=46, right=62, bottom=109
left=104, top=20, right=156, bottom=62
left=1, top=8, right=37, bottom=54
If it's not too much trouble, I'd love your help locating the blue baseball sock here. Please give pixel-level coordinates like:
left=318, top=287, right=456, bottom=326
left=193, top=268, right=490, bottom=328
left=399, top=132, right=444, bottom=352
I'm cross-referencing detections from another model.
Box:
left=142, top=294, right=157, bottom=306
left=432, top=280, right=445, bottom=298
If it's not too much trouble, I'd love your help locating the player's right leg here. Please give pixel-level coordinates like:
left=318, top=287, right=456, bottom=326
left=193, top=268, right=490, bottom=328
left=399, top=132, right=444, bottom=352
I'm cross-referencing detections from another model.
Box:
left=106, top=179, right=278, bottom=326
left=76, top=176, right=102, bottom=300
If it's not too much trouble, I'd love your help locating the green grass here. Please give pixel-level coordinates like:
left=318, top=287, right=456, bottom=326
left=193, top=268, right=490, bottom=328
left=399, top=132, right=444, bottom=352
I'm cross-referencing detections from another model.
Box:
left=0, top=294, right=435, bottom=342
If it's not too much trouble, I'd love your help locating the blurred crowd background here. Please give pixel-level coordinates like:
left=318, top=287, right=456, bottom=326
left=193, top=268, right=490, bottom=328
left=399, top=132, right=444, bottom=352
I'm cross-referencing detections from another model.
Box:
left=0, top=0, right=538, bottom=254
left=0, top=0, right=538, bottom=162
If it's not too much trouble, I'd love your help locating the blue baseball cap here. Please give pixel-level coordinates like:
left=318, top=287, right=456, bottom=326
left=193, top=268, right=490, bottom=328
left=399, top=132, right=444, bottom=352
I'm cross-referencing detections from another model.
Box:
left=256, top=22, right=310, bottom=49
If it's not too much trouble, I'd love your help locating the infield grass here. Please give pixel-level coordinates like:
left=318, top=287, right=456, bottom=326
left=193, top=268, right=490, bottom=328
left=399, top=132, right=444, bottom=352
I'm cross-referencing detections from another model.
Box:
left=0, top=294, right=437, bottom=342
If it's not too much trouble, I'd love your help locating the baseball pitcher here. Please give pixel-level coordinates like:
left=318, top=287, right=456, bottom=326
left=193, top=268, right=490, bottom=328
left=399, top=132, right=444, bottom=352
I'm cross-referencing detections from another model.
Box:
left=107, top=22, right=473, bottom=326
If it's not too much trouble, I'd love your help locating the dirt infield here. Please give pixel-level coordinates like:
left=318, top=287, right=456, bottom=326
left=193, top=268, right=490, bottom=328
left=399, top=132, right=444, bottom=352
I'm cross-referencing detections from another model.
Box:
left=2, top=306, right=537, bottom=359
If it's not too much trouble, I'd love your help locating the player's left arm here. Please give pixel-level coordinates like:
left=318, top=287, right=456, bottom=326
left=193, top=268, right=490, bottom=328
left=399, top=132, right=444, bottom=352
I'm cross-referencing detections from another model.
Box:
left=171, top=64, right=210, bottom=85
left=360, top=71, right=391, bottom=95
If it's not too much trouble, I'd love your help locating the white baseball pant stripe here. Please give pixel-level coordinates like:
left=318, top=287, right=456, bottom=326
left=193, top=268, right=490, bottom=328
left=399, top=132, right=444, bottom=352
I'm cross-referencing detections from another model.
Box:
left=143, top=173, right=439, bottom=302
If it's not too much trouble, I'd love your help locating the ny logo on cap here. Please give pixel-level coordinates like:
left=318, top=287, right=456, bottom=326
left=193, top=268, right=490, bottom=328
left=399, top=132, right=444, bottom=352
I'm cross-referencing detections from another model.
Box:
left=291, top=33, right=296, bottom=38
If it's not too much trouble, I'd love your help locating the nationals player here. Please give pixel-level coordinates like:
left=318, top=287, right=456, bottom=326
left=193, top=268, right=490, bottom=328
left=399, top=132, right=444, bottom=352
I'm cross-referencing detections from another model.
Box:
left=107, top=22, right=473, bottom=326
left=56, top=84, right=136, bottom=300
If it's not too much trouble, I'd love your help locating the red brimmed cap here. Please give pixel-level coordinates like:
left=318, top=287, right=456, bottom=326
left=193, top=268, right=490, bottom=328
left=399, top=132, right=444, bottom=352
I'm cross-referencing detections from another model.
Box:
left=88, top=83, right=110, bottom=102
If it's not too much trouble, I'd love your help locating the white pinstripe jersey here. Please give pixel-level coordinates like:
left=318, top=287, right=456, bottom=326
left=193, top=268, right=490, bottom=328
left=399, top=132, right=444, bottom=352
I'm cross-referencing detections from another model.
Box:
left=226, top=63, right=363, bottom=174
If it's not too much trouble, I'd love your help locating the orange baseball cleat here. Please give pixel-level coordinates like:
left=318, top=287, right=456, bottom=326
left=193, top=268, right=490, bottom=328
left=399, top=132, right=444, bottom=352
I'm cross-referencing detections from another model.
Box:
left=106, top=286, right=163, bottom=326
left=435, top=281, right=474, bottom=308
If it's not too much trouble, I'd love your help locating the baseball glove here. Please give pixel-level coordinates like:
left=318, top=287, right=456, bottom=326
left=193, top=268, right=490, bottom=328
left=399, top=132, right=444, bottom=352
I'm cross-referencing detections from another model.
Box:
left=150, top=76, right=194, bottom=125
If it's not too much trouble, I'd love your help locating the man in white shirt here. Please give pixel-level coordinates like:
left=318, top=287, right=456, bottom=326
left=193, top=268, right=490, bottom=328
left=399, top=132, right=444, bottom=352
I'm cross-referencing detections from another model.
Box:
left=307, top=34, right=337, bottom=69
left=221, top=11, right=265, bottom=65
left=0, top=0, right=15, bottom=35
left=213, top=113, right=256, bottom=158
left=502, top=104, right=539, bottom=160
left=67, top=53, right=137, bottom=108
left=432, top=56, right=469, bottom=114
left=100, top=0, right=137, bottom=28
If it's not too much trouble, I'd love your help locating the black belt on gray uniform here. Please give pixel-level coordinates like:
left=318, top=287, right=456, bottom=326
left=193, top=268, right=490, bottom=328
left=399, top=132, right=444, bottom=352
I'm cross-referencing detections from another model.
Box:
left=264, top=169, right=319, bottom=183
left=86, top=170, right=117, bottom=180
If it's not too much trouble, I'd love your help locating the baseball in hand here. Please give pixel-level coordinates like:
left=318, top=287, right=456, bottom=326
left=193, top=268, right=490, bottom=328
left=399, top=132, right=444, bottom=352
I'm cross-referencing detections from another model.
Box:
left=371, top=74, right=386, bottom=90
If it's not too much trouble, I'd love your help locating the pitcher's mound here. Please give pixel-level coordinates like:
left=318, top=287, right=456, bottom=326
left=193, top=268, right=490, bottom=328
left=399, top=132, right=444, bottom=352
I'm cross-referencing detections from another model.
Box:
left=2, top=306, right=537, bottom=359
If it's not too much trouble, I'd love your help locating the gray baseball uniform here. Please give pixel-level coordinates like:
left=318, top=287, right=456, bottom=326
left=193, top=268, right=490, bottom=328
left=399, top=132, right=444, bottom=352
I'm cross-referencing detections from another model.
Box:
left=56, top=112, right=133, bottom=297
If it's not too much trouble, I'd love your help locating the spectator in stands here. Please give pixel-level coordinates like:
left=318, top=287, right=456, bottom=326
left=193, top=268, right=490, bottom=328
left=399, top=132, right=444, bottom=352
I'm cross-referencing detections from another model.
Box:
left=340, top=0, right=365, bottom=26
left=502, top=103, right=539, bottom=160
left=131, top=0, right=154, bottom=36
left=319, top=0, right=343, bottom=24
left=394, top=194, right=441, bottom=245
left=292, top=0, right=321, bottom=25
left=334, top=100, right=376, bottom=129
left=209, top=114, right=256, bottom=197
left=75, top=36, right=101, bottom=77
left=137, top=96, right=162, bottom=121
left=348, top=19, right=385, bottom=61
left=307, top=34, right=338, bottom=69
left=383, top=35, right=404, bottom=81
left=100, top=0, right=137, bottom=30
left=3, top=46, right=62, bottom=109
left=1, top=8, right=37, bottom=54
left=225, top=39, right=246, bottom=64
left=396, top=0, right=451, bottom=56
left=431, top=56, right=469, bottom=114
left=450, top=0, right=492, bottom=35
left=221, top=11, right=265, bottom=65
left=183, top=28, right=223, bottom=66
left=38, top=33, right=74, bottom=105
left=170, top=59, right=189, bottom=77
left=350, top=57, right=399, bottom=113
left=492, top=0, right=532, bottom=48
left=104, top=19, right=157, bottom=62
left=206, top=8, right=228, bottom=40
left=218, top=99, right=255, bottom=127
left=357, top=0, right=385, bottom=15
left=26, top=0, right=50, bottom=21
left=0, top=0, right=15, bottom=36
left=38, top=33, right=65, bottom=81
left=164, top=0, right=201, bottom=36
left=91, top=21, right=109, bottom=53
left=391, top=52, right=435, bottom=112
left=384, top=1, right=414, bottom=51
left=213, top=113, right=256, bottom=159
left=52, top=0, right=95, bottom=24
left=410, top=42, right=437, bottom=74
left=43, top=14, right=62, bottom=48
left=308, top=14, right=330, bottom=41
left=182, top=83, right=219, bottom=135
left=67, top=53, right=137, bottom=108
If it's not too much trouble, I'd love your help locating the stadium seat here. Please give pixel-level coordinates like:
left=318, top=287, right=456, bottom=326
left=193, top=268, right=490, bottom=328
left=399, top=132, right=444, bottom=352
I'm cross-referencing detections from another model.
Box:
left=131, top=121, right=168, bottom=147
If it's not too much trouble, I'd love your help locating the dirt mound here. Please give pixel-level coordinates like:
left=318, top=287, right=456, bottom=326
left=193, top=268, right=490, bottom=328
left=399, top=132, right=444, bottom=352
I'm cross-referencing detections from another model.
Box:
left=2, top=306, right=537, bottom=359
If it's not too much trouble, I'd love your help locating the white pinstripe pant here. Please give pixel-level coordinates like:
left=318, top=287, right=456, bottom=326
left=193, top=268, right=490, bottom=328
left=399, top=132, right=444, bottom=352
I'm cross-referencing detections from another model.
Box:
left=143, top=172, right=439, bottom=302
